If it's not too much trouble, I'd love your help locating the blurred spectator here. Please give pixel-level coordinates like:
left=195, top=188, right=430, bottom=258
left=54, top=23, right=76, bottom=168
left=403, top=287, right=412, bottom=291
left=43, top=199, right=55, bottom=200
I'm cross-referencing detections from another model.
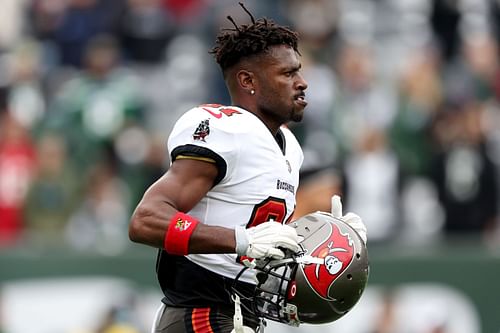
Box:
left=115, top=131, right=168, bottom=208
left=429, top=100, right=499, bottom=235
left=0, top=0, right=29, bottom=52
left=282, top=0, right=339, bottom=57
left=332, top=41, right=397, bottom=160
left=342, top=126, right=401, bottom=243
left=23, top=133, right=81, bottom=245
left=491, top=0, right=500, bottom=45
left=430, top=0, right=461, bottom=61
left=0, top=110, right=36, bottom=246
left=29, top=0, right=126, bottom=68
left=133, top=33, right=210, bottom=133
left=443, top=32, right=500, bottom=104
left=65, top=159, right=131, bottom=255
left=45, top=34, right=145, bottom=174
left=161, top=0, right=208, bottom=26
left=7, top=39, right=46, bottom=131
left=120, top=0, right=174, bottom=64
left=400, top=176, right=445, bottom=245
left=389, top=43, right=442, bottom=177
left=29, top=0, right=70, bottom=40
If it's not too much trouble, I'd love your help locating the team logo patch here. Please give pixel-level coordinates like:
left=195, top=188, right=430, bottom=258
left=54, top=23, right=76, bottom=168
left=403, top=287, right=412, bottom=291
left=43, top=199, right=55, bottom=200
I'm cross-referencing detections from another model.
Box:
left=193, top=119, right=210, bottom=142
left=302, top=223, right=354, bottom=299
left=175, top=218, right=192, bottom=231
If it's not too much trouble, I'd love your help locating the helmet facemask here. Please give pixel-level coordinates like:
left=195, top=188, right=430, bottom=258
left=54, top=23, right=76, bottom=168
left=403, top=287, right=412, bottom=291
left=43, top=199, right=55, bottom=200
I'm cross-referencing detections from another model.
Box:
left=232, top=212, right=369, bottom=327
left=253, top=256, right=301, bottom=326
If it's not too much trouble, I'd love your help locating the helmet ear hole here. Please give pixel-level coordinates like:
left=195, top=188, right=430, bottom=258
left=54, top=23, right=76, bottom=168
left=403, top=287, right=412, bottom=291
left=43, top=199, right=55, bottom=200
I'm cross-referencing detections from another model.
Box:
left=347, top=274, right=353, bottom=280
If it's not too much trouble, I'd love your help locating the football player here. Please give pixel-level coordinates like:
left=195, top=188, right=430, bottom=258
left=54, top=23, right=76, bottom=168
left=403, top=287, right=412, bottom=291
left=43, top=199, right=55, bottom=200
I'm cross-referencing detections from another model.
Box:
left=129, top=3, right=366, bottom=333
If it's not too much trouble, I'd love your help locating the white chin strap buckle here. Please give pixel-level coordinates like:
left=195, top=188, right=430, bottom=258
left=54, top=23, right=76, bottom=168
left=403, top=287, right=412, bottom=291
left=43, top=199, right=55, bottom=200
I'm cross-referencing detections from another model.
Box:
left=231, top=294, right=255, bottom=333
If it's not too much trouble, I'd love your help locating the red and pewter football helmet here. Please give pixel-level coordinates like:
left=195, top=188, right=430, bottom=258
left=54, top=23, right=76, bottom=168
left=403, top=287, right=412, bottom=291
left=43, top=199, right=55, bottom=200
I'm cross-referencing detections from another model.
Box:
left=242, top=211, right=369, bottom=326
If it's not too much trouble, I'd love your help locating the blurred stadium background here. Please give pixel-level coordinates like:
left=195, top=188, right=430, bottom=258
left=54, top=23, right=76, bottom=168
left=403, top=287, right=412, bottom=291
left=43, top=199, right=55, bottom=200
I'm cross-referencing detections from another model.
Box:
left=0, top=0, right=500, bottom=332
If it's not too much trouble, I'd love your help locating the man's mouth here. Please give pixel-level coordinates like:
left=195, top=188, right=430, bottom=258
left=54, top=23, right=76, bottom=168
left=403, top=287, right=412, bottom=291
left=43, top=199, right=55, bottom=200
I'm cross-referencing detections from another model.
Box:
left=295, top=94, right=308, bottom=107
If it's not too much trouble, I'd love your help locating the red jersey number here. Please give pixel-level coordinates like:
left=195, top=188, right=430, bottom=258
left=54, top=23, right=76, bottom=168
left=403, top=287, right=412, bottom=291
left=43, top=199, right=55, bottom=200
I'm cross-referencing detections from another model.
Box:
left=238, top=197, right=291, bottom=264
left=247, top=197, right=287, bottom=228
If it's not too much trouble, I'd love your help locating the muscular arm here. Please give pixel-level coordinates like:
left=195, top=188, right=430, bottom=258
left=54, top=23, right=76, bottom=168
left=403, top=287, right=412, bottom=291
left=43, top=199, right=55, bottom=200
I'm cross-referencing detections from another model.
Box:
left=129, top=158, right=236, bottom=253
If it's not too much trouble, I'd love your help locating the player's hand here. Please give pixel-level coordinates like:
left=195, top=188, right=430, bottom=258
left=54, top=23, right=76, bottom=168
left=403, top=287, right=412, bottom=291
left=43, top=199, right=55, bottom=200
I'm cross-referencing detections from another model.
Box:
left=331, top=195, right=367, bottom=243
left=234, top=222, right=300, bottom=259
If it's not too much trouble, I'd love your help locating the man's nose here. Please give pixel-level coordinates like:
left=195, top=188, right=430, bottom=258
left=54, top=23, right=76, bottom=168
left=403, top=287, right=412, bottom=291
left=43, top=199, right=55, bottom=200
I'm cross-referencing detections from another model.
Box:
left=297, top=73, right=308, bottom=90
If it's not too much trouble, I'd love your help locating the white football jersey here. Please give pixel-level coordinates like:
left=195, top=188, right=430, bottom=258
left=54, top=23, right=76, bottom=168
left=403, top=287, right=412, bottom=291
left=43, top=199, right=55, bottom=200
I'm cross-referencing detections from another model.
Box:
left=167, top=104, right=304, bottom=283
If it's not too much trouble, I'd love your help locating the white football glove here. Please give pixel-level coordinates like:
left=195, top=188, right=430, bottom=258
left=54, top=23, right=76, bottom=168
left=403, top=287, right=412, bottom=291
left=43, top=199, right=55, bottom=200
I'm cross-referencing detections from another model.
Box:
left=234, top=222, right=300, bottom=259
left=331, top=195, right=367, bottom=243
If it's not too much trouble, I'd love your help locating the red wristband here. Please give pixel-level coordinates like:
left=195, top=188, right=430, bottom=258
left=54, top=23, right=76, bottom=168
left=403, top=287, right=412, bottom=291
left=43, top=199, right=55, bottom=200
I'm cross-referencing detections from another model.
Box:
left=165, top=212, right=200, bottom=255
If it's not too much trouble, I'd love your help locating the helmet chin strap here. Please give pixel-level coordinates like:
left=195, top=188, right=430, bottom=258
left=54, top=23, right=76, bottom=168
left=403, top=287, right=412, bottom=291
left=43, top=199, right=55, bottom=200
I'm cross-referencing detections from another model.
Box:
left=231, top=294, right=256, bottom=333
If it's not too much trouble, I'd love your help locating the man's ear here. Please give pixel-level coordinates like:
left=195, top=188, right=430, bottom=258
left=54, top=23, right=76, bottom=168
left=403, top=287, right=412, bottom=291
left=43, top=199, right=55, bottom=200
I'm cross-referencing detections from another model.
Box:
left=236, top=69, right=255, bottom=94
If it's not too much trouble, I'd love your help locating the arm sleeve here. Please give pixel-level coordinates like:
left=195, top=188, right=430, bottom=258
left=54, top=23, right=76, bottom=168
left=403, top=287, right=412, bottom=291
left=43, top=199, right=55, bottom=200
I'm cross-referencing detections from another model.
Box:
left=167, top=108, right=238, bottom=186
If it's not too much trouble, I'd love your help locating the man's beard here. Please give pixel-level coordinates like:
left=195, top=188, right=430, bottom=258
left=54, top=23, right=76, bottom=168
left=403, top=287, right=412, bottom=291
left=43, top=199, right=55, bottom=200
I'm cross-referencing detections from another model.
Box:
left=290, top=107, right=304, bottom=122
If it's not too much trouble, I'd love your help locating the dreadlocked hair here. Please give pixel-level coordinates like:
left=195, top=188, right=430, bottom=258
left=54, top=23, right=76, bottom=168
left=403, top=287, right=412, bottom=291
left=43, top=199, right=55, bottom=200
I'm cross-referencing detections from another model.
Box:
left=210, top=3, right=299, bottom=72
